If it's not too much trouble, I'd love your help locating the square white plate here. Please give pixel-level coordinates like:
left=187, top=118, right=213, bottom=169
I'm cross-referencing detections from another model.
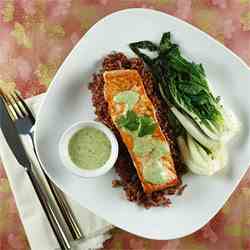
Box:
left=34, top=8, right=250, bottom=240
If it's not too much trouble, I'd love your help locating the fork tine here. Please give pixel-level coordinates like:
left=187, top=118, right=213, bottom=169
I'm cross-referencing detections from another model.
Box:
left=1, top=95, right=16, bottom=121
left=11, top=91, right=29, bottom=117
left=5, top=93, right=24, bottom=119
left=6, top=94, right=19, bottom=120
left=14, top=91, right=35, bottom=124
left=6, top=94, right=23, bottom=118
left=0, top=89, right=17, bottom=120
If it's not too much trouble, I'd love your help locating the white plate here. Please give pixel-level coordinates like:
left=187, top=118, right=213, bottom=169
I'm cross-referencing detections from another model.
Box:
left=34, top=8, right=250, bottom=240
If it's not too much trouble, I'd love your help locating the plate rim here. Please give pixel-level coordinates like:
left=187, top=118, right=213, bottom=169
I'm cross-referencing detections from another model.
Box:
left=34, top=8, right=250, bottom=240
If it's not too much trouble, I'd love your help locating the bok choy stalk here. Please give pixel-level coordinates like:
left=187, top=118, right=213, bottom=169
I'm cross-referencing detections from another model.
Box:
left=177, top=134, right=228, bottom=176
left=166, top=111, right=228, bottom=175
left=129, top=32, right=240, bottom=151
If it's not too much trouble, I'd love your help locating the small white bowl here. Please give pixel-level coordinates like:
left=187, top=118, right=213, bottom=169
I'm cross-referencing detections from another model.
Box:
left=59, top=121, right=118, bottom=178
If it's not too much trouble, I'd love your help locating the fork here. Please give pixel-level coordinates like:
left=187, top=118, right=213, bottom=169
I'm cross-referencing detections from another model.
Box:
left=2, top=91, right=83, bottom=240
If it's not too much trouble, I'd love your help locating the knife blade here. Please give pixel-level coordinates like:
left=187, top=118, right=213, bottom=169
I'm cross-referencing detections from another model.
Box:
left=0, top=98, right=31, bottom=168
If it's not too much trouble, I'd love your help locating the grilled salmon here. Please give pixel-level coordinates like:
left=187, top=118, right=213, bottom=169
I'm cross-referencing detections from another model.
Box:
left=103, top=69, right=178, bottom=193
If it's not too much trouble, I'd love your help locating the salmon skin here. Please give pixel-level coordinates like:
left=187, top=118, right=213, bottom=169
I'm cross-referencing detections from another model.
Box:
left=103, top=69, right=178, bottom=193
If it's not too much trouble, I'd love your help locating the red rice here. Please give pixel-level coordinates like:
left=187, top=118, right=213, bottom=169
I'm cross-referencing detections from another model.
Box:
left=89, top=53, right=187, bottom=208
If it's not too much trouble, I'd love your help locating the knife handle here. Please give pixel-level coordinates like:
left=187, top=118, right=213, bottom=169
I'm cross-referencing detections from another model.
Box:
left=26, top=166, right=71, bottom=250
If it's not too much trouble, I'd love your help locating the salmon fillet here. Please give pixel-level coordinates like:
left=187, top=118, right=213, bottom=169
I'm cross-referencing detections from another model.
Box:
left=103, top=69, right=178, bottom=193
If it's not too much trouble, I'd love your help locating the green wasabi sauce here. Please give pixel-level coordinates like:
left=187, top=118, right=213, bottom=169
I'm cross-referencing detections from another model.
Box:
left=113, top=90, right=171, bottom=185
left=114, top=90, right=139, bottom=111
left=143, top=160, right=170, bottom=184
left=68, top=127, right=111, bottom=170
left=133, top=135, right=170, bottom=184
left=133, top=136, right=169, bottom=158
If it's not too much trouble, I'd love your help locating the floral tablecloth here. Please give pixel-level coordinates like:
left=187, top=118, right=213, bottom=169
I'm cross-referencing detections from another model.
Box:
left=0, top=1, right=250, bottom=249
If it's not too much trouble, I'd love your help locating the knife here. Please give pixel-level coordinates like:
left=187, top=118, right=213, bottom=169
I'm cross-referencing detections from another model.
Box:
left=0, top=97, right=71, bottom=250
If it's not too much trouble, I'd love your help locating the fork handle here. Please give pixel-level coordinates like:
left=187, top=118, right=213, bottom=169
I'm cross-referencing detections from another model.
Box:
left=46, top=176, right=83, bottom=240
left=26, top=166, right=71, bottom=250
left=29, top=132, right=83, bottom=240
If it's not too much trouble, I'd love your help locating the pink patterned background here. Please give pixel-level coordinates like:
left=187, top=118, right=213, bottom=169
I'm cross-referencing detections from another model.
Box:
left=0, top=1, right=250, bottom=249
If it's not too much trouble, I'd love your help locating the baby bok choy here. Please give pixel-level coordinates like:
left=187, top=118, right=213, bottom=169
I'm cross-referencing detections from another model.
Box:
left=166, top=111, right=228, bottom=175
left=177, top=134, right=228, bottom=176
left=129, top=32, right=240, bottom=175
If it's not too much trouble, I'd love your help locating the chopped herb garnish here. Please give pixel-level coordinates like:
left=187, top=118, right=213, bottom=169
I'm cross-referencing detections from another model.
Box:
left=117, top=111, right=156, bottom=136
left=117, top=110, right=139, bottom=131
left=138, top=116, right=156, bottom=137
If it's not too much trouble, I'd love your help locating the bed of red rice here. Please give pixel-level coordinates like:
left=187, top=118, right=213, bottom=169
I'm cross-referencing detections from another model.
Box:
left=89, top=53, right=187, bottom=208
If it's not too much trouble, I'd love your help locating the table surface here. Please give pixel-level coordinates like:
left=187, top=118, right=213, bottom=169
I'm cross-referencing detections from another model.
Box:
left=1, top=1, right=250, bottom=250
